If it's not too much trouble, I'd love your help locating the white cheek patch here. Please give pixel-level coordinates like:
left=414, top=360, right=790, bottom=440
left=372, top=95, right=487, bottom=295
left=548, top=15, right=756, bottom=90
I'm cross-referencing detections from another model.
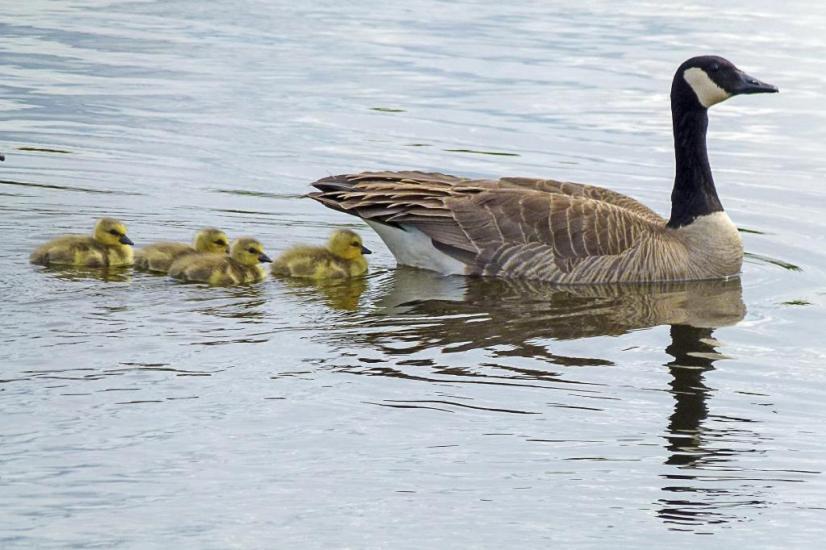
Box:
left=683, top=67, right=730, bottom=108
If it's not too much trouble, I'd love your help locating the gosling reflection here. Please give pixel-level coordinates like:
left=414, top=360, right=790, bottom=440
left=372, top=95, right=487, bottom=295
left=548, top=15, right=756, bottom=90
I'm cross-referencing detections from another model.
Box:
left=657, top=323, right=766, bottom=528
left=184, top=284, right=268, bottom=321
left=39, top=265, right=133, bottom=283
left=276, top=276, right=367, bottom=311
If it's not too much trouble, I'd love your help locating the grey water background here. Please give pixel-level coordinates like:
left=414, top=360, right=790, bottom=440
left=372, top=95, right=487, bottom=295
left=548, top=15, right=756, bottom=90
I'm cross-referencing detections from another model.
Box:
left=1, top=0, right=825, bottom=547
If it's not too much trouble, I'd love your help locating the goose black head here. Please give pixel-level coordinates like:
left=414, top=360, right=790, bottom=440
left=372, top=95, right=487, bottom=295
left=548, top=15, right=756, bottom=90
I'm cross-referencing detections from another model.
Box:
left=672, top=55, right=778, bottom=111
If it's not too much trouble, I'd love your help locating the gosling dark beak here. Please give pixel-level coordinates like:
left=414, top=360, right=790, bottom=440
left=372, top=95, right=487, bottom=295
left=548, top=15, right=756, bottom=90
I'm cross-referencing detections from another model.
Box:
left=361, top=245, right=372, bottom=255
left=732, top=70, right=778, bottom=95
left=119, top=235, right=134, bottom=246
left=258, top=253, right=272, bottom=263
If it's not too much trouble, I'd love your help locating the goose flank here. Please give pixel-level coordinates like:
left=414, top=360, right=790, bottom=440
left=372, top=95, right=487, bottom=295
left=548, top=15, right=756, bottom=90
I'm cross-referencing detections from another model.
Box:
left=135, top=228, right=230, bottom=273
left=272, top=229, right=371, bottom=279
left=30, top=217, right=135, bottom=267
left=308, top=56, right=777, bottom=284
left=168, top=237, right=271, bottom=285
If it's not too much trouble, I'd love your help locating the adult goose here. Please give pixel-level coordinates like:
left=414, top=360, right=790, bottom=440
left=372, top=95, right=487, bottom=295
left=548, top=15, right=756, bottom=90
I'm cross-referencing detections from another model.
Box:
left=309, top=56, right=778, bottom=283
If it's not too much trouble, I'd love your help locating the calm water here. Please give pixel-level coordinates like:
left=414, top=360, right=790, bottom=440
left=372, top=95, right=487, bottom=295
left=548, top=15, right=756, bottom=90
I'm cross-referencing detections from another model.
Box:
left=2, top=1, right=826, bottom=548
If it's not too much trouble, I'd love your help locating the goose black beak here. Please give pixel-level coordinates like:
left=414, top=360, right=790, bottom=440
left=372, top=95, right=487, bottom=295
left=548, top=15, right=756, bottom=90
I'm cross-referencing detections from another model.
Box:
left=361, top=245, right=372, bottom=255
left=732, top=70, right=778, bottom=95
left=119, top=235, right=134, bottom=246
left=259, top=253, right=272, bottom=263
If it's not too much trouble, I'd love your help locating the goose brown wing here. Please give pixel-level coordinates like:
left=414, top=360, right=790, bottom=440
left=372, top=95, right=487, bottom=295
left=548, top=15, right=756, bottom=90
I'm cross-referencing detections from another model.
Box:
left=310, top=171, right=664, bottom=278
left=441, top=188, right=663, bottom=278
left=495, top=177, right=665, bottom=224
left=312, top=171, right=664, bottom=224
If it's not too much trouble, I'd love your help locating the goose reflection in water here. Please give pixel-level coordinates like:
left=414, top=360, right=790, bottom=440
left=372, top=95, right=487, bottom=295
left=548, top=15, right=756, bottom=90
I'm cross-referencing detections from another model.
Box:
left=317, top=268, right=761, bottom=529
left=358, top=268, right=745, bottom=368
left=657, top=323, right=768, bottom=529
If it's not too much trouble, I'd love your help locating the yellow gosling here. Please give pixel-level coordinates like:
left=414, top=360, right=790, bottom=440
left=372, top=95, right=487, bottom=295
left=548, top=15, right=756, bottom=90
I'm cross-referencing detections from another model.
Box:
left=272, top=229, right=371, bottom=279
left=30, top=217, right=134, bottom=267
left=135, top=227, right=229, bottom=273
left=168, top=237, right=271, bottom=286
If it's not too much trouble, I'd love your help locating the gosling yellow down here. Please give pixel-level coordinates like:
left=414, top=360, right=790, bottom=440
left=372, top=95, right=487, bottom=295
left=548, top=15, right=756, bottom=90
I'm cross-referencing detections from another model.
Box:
left=30, top=217, right=135, bottom=267
left=135, top=227, right=230, bottom=273
left=168, top=237, right=272, bottom=285
left=272, top=229, right=371, bottom=279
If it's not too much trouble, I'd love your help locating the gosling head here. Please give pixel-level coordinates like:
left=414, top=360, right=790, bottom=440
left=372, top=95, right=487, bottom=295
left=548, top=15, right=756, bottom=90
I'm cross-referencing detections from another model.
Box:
left=194, top=227, right=230, bottom=254
left=673, top=55, right=778, bottom=111
left=94, top=217, right=133, bottom=246
left=327, top=229, right=371, bottom=261
left=230, top=237, right=272, bottom=266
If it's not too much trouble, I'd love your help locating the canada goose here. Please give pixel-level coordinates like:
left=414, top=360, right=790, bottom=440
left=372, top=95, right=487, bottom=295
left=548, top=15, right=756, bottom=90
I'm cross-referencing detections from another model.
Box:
left=168, top=237, right=271, bottom=285
left=30, top=217, right=135, bottom=267
left=309, top=56, right=778, bottom=283
left=271, top=229, right=371, bottom=279
left=135, top=228, right=230, bottom=273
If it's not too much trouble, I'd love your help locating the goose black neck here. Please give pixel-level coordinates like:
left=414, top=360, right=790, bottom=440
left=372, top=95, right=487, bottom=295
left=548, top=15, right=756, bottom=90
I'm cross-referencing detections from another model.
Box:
left=667, top=105, right=723, bottom=229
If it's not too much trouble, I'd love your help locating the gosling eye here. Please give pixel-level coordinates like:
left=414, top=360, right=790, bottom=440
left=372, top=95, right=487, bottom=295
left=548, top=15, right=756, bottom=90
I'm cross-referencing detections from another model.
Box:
left=351, top=241, right=359, bottom=247
left=248, top=248, right=257, bottom=254
left=109, top=229, right=120, bottom=236
left=215, top=240, right=226, bottom=246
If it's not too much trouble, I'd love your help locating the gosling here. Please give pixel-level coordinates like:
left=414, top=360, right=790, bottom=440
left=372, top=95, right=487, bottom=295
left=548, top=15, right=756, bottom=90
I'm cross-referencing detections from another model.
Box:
left=135, top=228, right=230, bottom=273
left=272, top=229, right=371, bottom=279
left=168, top=237, right=271, bottom=285
left=30, top=217, right=135, bottom=267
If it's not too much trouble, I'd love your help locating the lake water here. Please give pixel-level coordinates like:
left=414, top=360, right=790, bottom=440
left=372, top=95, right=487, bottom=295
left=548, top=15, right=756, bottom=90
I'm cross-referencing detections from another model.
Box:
left=2, top=1, right=825, bottom=548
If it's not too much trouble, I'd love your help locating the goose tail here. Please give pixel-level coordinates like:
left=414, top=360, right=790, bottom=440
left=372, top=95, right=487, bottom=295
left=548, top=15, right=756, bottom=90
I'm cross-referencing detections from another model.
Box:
left=307, top=174, right=358, bottom=216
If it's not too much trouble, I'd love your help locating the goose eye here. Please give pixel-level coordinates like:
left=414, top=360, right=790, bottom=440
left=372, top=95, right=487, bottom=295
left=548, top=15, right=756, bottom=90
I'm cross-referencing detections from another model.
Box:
left=248, top=248, right=256, bottom=253
left=351, top=241, right=359, bottom=247
left=109, top=229, right=120, bottom=236
left=710, top=63, right=720, bottom=72
left=215, top=240, right=226, bottom=246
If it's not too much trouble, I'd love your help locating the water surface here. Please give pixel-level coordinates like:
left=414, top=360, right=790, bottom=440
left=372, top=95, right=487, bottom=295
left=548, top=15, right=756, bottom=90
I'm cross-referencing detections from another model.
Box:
left=2, top=1, right=826, bottom=548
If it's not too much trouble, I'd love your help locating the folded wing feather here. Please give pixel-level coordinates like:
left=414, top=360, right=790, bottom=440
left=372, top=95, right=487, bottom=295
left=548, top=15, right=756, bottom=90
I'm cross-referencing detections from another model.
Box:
left=310, top=171, right=667, bottom=281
